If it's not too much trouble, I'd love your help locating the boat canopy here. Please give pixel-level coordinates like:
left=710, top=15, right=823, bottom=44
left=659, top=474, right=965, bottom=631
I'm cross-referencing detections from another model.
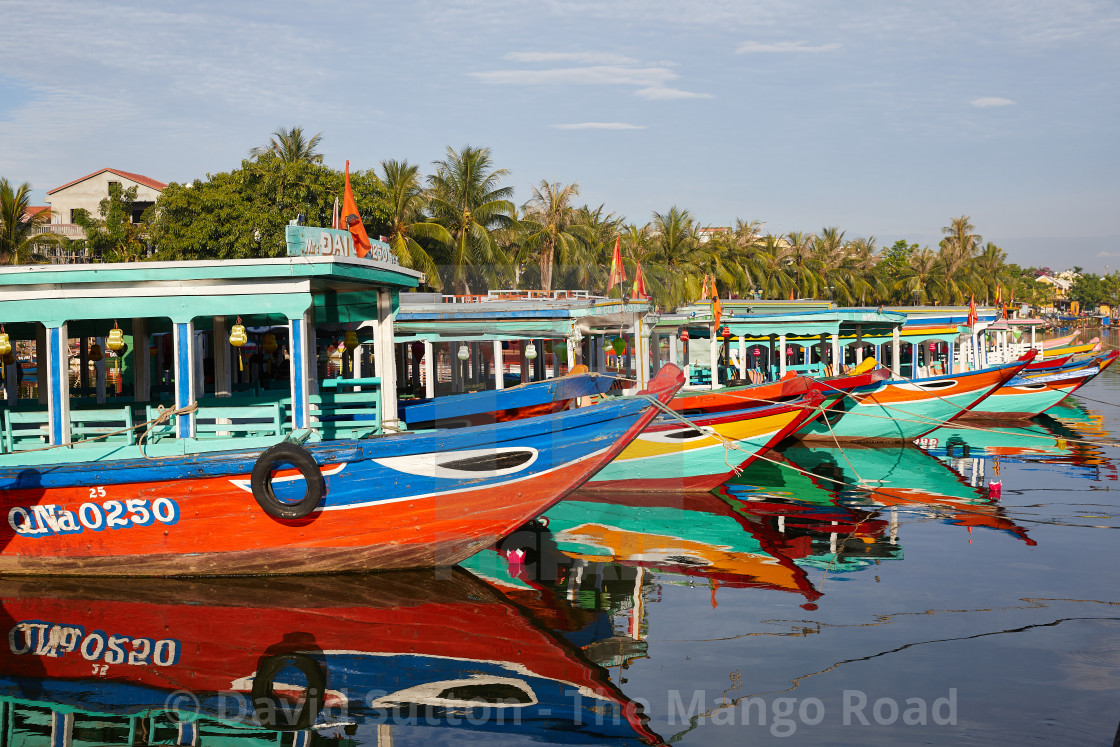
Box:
left=0, top=231, right=421, bottom=453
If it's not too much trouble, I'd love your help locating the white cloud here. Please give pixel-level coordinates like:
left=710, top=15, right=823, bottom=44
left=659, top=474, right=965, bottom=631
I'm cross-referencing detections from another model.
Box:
left=471, top=65, right=678, bottom=88
left=635, top=87, right=714, bottom=100
left=506, top=51, right=637, bottom=65
left=1096, top=250, right=1120, bottom=258
left=735, top=41, right=841, bottom=54
left=551, top=122, right=646, bottom=130
left=971, top=97, right=1016, bottom=108
left=471, top=63, right=711, bottom=99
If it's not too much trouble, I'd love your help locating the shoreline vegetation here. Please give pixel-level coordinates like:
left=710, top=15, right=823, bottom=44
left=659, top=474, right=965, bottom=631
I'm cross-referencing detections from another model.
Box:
left=3, top=127, right=1117, bottom=312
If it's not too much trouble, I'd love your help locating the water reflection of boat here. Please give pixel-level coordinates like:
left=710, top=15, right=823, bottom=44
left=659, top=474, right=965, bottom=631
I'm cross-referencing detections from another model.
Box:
left=779, top=443, right=1037, bottom=545
left=0, top=571, right=662, bottom=745
left=718, top=456, right=902, bottom=574
left=919, top=407, right=1116, bottom=478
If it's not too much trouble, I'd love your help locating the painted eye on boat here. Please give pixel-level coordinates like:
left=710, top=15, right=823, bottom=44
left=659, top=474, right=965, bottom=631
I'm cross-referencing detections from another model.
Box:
left=915, top=380, right=957, bottom=390
left=664, top=429, right=704, bottom=439
left=438, top=450, right=536, bottom=472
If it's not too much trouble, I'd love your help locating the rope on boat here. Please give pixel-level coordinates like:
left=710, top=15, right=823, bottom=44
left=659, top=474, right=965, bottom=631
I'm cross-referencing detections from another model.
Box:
left=12, top=402, right=200, bottom=456
left=136, top=402, right=199, bottom=459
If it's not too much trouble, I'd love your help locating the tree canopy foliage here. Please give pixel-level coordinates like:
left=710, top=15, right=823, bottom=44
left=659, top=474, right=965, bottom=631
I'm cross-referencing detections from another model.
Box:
left=149, top=155, right=391, bottom=261
left=4, top=127, right=1088, bottom=310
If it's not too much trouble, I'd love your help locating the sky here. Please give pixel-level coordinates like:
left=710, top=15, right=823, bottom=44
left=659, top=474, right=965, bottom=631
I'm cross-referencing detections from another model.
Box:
left=2, top=0, right=1118, bottom=271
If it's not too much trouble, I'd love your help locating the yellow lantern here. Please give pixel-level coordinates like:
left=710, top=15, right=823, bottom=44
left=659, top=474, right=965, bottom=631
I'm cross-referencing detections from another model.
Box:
left=0, top=326, right=10, bottom=358
left=89, top=343, right=103, bottom=362
left=106, top=321, right=125, bottom=352
left=344, top=330, right=359, bottom=351
left=262, top=332, right=278, bottom=355
left=229, top=317, right=247, bottom=371
left=229, top=317, right=247, bottom=347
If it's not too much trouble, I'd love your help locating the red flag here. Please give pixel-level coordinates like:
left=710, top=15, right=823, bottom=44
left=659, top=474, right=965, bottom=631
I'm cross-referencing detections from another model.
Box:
left=342, top=161, right=371, bottom=257
left=607, top=237, right=627, bottom=292
left=631, top=261, right=648, bottom=299
left=967, top=294, right=977, bottom=328
left=789, top=288, right=795, bottom=301
left=996, top=286, right=1003, bottom=305
left=699, top=273, right=710, bottom=300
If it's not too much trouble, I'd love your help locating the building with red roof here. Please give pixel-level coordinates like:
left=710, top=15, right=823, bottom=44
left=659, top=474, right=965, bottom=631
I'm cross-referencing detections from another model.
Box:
left=45, top=168, right=166, bottom=227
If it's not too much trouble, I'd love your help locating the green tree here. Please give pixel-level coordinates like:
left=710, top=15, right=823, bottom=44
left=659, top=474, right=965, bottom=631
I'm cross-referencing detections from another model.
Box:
left=249, top=126, right=324, bottom=164
left=426, top=145, right=515, bottom=294
left=150, top=158, right=390, bottom=260
left=970, top=242, right=1012, bottom=304
left=378, top=159, right=448, bottom=288
left=641, top=207, right=715, bottom=308
left=73, top=183, right=154, bottom=262
left=518, top=181, right=591, bottom=292
left=0, top=178, right=62, bottom=264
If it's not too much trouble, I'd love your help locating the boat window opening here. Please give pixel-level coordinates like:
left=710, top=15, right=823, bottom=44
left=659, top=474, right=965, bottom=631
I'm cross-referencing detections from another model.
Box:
left=916, top=380, right=957, bottom=390
left=665, top=429, right=704, bottom=439
left=438, top=450, right=535, bottom=472
left=436, top=682, right=534, bottom=704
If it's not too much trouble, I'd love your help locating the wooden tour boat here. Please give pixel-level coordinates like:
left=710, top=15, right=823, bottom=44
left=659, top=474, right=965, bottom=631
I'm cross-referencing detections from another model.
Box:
left=0, top=226, right=684, bottom=575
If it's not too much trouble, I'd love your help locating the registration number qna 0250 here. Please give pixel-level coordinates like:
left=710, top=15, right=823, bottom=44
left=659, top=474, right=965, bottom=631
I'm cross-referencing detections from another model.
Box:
left=7, top=496, right=180, bottom=538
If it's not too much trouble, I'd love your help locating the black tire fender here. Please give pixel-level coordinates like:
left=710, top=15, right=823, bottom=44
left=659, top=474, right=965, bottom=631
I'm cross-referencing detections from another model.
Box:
left=251, top=652, right=325, bottom=730
left=250, top=443, right=324, bottom=520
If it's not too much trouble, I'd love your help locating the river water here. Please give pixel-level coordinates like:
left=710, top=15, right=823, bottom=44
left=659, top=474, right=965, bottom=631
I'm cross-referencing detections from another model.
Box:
left=2, top=344, right=1118, bottom=746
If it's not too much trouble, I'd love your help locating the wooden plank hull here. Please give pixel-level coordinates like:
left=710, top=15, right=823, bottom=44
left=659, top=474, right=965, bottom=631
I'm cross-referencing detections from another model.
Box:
left=0, top=368, right=684, bottom=575
left=961, top=350, right=1117, bottom=419
left=797, top=355, right=1033, bottom=442
left=584, top=392, right=826, bottom=492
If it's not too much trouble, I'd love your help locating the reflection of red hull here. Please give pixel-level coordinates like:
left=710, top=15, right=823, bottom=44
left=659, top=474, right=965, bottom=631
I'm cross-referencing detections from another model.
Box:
left=0, top=571, right=663, bottom=743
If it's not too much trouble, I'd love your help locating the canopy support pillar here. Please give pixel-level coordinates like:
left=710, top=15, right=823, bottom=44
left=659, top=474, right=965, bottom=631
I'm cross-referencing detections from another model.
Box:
left=172, top=321, right=196, bottom=438
left=779, top=334, right=787, bottom=378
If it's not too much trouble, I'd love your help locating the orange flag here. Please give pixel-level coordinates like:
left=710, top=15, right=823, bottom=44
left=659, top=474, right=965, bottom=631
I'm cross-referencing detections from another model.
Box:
left=699, top=273, right=710, bottom=300
left=967, top=294, right=977, bottom=328
left=342, top=160, right=371, bottom=258
left=711, top=276, right=722, bottom=326
left=632, top=261, right=648, bottom=299
left=996, top=286, right=1003, bottom=305
left=789, top=288, right=795, bottom=301
left=607, top=237, right=627, bottom=292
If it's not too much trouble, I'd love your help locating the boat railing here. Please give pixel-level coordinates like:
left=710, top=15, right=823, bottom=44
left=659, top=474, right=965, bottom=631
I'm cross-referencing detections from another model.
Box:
left=0, top=378, right=384, bottom=454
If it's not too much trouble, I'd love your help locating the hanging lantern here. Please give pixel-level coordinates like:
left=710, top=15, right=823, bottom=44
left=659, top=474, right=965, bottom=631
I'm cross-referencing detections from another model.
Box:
left=411, top=340, right=426, bottom=360
left=554, top=346, right=567, bottom=364
left=544, top=341, right=554, bottom=354
left=229, top=317, right=247, bottom=372
left=344, top=330, right=359, bottom=351
left=612, top=337, right=626, bottom=355
left=262, top=332, right=278, bottom=355
left=89, top=342, right=103, bottom=362
left=721, top=326, right=731, bottom=338
left=2, top=351, right=13, bottom=366
left=106, top=321, right=125, bottom=352
left=229, top=317, right=247, bottom=347
left=457, top=344, right=470, bottom=361
left=679, top=330, right=689, bottom=342
left=525, top=342, right=538, bottom=360
left=0, top=326, right=12, bottom=358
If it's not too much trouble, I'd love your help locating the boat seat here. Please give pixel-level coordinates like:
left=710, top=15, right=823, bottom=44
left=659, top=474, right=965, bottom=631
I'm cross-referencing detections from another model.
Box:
left=69, top=406, right=136, bottom=447
left=1, top=409, right=51, bottom=452
left=194, top=402, right=284, bottom=439
left=283, top=391, right=382, bottom=440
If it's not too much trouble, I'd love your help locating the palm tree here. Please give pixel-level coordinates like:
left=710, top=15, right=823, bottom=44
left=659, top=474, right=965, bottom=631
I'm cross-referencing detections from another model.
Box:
left=970, top=241, right=1012, bottom=304
left=0, top=178, right=61, bottom=265
left=518, top=181, right=591, bottom=292
left=250, top=126, right=324, bottom=164
left=785, top=231, right=823, bottom=298
left=642, top=207, right=714, bottom=308
left=426, top=145, right=515, bottom=294
left=378, top=159, right=449, bottom=289
left=895, top=247, right=938, bottom=305
left=568, top=204, right=624, bottom=291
